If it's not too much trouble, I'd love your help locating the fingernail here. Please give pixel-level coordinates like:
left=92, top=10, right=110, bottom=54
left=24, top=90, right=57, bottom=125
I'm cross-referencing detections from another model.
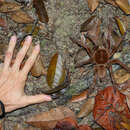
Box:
left=25, top=35, right=32, bottom=42
left=45, top=95, right=52, bottom=101
left=11, top=35, right=17, bottom=42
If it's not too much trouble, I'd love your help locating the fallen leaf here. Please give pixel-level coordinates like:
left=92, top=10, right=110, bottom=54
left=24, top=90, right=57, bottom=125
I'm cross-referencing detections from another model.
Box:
left=116, top=0, right=130, bottom=14
left=93, top=86, right=130, bottom=130
left=87, top=0, right=99, bottom=12
left=21, top=42, right=46, bottom=77
left=54, top=117, right=78, bottom=130
left=0, top=2, right=22, bottom=13
left=33, top=0, right=49, bottom=23
left=9, top=10, right=34, bottom=24
left=102, top=25, right=122, bottom=50
left=54, top=117, right=92, bottom=130
left=0, top=17, right=6, bottom=27
left=70, top=89, right=89, bottom=103
left=114, top=69, right=130, bottom=84
left=26, top=106, right=75, bottom=129
left=80, top=16, right=101, bottom=44
left=31, top=55, right=46, bottom=77
left=77, top=97, right=95, bottom=118
left=47, top=53, right=66, bottom=88
left=115, top=16, right=128, bottom=35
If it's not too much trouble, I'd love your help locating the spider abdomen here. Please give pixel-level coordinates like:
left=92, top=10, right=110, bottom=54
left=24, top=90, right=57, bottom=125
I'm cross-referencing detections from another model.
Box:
left=94, top=49, right=109, bottom=64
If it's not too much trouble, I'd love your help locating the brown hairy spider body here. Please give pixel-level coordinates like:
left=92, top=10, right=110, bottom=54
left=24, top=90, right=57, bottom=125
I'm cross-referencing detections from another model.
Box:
left=70, top=34, right=130, bottom=87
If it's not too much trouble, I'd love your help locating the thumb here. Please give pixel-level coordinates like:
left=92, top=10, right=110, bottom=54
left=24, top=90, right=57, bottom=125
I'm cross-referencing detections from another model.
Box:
left=23, top=94, right=52, bottom=105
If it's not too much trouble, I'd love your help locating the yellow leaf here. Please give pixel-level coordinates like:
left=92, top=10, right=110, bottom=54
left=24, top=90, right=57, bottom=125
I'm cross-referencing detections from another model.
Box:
left=115, top=16, right=128, bottom=35
left=47, top=53, right=66, bottom=88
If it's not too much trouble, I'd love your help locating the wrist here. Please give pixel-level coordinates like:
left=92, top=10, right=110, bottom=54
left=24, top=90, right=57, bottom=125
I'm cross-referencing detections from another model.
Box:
left=0, top=101, right=5, bottom=118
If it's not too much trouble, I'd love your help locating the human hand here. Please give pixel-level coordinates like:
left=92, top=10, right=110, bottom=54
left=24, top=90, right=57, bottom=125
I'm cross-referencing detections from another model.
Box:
left=0, top=35, right=52, bottom=113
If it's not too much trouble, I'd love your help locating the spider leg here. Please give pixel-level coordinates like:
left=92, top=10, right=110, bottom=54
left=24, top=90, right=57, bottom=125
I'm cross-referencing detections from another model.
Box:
left=70, top=37, right=92, bottom=57
left=109, top=59, right=130, bottom=73
left=110, top=33, right=126, bottom=58
left=75, top=58, right=93, bottom=68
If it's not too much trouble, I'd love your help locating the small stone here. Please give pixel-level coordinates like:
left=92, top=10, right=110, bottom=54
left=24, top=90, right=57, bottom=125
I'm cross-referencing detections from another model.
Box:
left=113, top=52, right=121, bottom=59
left=114, top=69, right=130, bottom=84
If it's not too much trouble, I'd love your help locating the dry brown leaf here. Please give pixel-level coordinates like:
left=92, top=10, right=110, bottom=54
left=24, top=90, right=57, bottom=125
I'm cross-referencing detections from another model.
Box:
left=26, top=106, right=75, bottom=129
left=80, top=16, right=101, bottom=44
left=9, top=10, right=34, bottom=24
left=115, top=16, right=128, bottom=35
left=33, top=0, right=49, bottom=23
left=114, top=69, right=130, bottom=84
left=31, top=55, right=46, bottom=77
left=0, top=2, right=22, bottom=13
left=116, top=0, right=130, bottom=14
left=87, top=0, right=99, bottom=12
left=70, top=89, right=89, bottom=103
left=77, top=97, right=95, bottom=118
left=21, top=41, right=46, bottom=77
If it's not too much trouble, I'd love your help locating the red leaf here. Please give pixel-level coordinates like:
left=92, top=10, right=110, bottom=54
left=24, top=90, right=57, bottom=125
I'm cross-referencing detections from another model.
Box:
left=93, top=86, right=130, bottom=130
left=54, top=117, right=78, bottom=130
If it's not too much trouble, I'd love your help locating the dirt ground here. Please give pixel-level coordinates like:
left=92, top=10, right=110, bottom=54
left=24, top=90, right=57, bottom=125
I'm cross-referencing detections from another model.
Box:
left=0, top=0, right=130, bottom=129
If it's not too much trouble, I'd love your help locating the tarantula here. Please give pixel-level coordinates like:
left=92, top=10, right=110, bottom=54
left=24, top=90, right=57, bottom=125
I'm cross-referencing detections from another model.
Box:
left=70, top=33, right=130, bottom=87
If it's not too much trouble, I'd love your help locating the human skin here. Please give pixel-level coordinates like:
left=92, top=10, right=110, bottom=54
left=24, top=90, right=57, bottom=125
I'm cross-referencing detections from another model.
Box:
left=0, top=35, right=52, bottom=113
